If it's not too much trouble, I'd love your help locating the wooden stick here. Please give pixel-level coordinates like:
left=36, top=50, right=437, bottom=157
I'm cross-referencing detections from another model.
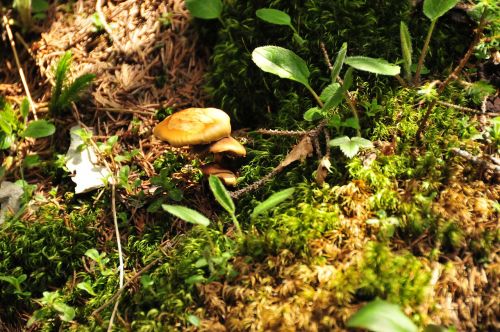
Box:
left=2, top=14, right=38, bottom=120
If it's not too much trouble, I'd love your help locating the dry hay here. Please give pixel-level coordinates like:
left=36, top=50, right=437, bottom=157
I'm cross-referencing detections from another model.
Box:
left=34, top=0, right=207, bottom=117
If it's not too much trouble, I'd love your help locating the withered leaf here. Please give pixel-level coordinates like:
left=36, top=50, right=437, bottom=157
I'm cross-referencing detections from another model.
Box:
left=315, top=156, right=332, bottom=185
left=280, top=136, right=313, bottom=168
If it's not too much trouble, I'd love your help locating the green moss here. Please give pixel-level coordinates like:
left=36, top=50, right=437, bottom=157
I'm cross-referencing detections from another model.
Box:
left=0, top=202, right=99, bottom=322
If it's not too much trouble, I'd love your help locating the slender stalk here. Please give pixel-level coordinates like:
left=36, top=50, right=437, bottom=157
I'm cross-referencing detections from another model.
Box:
left=2, top=13, right=38, bottom=120
left=416, top=8, right=489, bottom=142
left=230, top=213, right=242, bottom=236
left=414, top=19, right=436, bottom=85
left=306, top=85, right=324, bottom=108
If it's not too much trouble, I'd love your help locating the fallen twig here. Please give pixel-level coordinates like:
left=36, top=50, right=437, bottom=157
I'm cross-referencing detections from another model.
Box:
left=450, top=147, right=500, bottom=175
left=2, top=13, right=38, bottom=120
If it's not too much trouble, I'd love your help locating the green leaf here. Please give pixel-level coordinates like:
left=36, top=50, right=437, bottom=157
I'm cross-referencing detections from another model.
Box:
left=162, top=204, right=210, bottom=227
left=331, top=42, right=347, bottom=81
left=256, top=8, right=291, bottom=26
left=185, top=0, right=222, bottom=19
left=329, top=136, right=373, bottom=159
left=252, top=188, right=295, bottom=218
left=208, top=175, right=235, bottom=215
left=22, top=120, right=55, bottom=138
left=342, top=117, right=360, bottom=130
left=0, top=134, right=15, bottom=150
left=32, top=0, right=49, bottom=13
left=346, top=299, right=418, bottom=332
left=20, top=98, right=30, bottom=119
left=303, top=107, right=323, bottom=121
left=343, top=67, right=354, bottom=90
left=85, top=249, right=101, bottom=262
left=345, top=56, right=400, bottom=76
left=252, top=46, right=311, bottom=88
left=423, top=0, right=459, bottom=21
left=52, top=301, right=75, bottom=322
left=320, top=83, right=340, bottom=102
left=400, top=22, right=413, bottom=80
left=187, top=314, right=201, bottom=327
left=76, top=281, right=97, bottom=296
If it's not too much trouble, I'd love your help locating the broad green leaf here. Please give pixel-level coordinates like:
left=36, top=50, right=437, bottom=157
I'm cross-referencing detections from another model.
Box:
left=252, top=187, right=295, bottom=218
left=76, top=281, right=96, bottom=296
left=322, top=69, right=352, bottom=112
left=351, top=136, right=374, bottom=148
left=329, top=136, right=373, bottom=159
left=208, top=175, right=235, bottom=215
left=185, top=0, right=222, bottom=19
left=320, top=83, right=340, bottom=102
left=343, top=67, right=354, bottom=90
left=345, top=56, right=400, bottom=76
left=400, top=22, right=413, bottom=80
left=346, top=299, right=418, bottom=332
left=423, top=0, right=459, bottom=21
left=162, top=204, right=210, bottom=227
left=256, top=8, right=291, bottom=26
left=84, top=249, right=101, bottom=262
left=342, top=117, right=360, bottom=130
left=331, top=42, right=347, bottom=81
left=252, top=46, right=311, bottom=88
left=52, top=301, right=75, bottom=322
left=0, top=134, right=15, bottom=150
left=303, top=107, right=323, bottom=121
left=22, top=120, right=55, bottom=138
left=32, top=0, right=49, bottom=13
left=187, top=314, right=201, bottom=327
left=20, top=98, right=30, bottom=119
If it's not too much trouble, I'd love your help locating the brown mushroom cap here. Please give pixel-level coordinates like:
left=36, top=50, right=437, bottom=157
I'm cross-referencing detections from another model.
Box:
left=153, top=108, right=231, bottom=147
left=201, top=163, right=237, bottom=186
left=209, top=136, right=246, bottom=157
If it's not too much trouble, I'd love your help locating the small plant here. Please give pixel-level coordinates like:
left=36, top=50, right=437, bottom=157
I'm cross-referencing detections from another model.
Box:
left=208, top=175, right=242, bottom=236
left=28, top=291, right=76, bottom=326
left=49, top=51, right=95, bottom=115
left=413, top=0, right=460, bottom=85
left=347, top=299, right=456, bottom=332
left=256, top=8, right=304, bottom=45
left=0, top=98, right=55, bottom=151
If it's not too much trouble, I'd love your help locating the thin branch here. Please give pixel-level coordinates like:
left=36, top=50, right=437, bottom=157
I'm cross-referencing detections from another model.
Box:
left=255, top=128, right=308, bottom=136
left=436, top=100, right=489, bottom=114
left=92, top=252, right=167, bottom=317
left=2, top=13, right=38, bottom=120
left=450, top=147, right=500, bottom=175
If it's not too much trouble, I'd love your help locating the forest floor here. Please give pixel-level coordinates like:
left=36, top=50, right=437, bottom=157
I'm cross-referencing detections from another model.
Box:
left=0, top=1, right=499, bottom=331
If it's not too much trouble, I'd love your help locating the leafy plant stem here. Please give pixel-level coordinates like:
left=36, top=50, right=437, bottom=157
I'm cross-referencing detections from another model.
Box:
left=230, top=213, right=243, bottom=237
left=306, top=86, right=324, bottom=108
left=394, top=74, right=408, bottom=87
left=414, top=19, right=436, bottom=85
left=416, top=7, right=489, bottom=141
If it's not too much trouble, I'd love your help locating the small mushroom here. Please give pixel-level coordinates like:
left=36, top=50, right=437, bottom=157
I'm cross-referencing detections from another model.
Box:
left=209, top=136, right=246, bottom=163
left=201, top=163, right=237, bottom=186
left=153, top=108, right=231, bottom=147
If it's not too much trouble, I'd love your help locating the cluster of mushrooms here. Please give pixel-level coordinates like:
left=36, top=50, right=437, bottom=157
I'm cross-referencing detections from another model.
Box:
left=153, top=108, right=246, bottom=186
